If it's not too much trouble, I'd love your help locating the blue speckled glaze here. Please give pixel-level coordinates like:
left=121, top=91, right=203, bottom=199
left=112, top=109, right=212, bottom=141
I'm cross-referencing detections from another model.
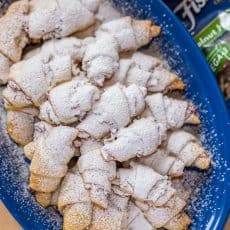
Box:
left=0, top=1, right=229, bottom=230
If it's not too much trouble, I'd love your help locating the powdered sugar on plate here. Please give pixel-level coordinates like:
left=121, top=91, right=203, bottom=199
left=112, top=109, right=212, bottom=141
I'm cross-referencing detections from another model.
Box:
left=0, top=87, right=62, bottom=229
left=0, top=1, right=229, bottom=229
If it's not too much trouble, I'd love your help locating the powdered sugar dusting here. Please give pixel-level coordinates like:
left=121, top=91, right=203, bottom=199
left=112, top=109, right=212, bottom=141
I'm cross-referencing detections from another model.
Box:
left=114, top=0, right=230, bottom=229
left=0, top=88, right=62, bottom=229
left=0, top=1, right=229, bottom=229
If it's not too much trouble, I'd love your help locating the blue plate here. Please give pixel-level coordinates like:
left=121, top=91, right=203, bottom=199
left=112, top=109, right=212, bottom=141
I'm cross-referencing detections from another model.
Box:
left=0, top=0, right=230, bottom=229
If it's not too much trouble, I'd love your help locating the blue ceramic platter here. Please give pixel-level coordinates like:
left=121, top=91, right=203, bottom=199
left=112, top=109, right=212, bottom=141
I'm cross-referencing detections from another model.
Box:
left=0, top=0, right=229, bottom=229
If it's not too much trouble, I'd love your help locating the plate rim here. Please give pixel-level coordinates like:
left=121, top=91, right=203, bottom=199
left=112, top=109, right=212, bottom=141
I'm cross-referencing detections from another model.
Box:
left=0, top=0, right=230, bottom=229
